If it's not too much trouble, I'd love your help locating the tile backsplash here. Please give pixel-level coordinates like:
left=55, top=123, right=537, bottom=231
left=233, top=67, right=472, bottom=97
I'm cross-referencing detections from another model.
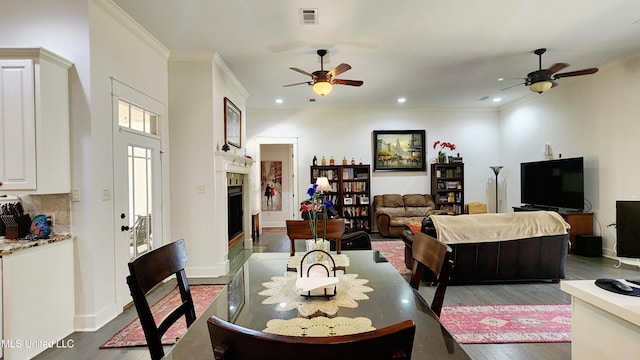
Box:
left=19, top=193, right=71, bottom=234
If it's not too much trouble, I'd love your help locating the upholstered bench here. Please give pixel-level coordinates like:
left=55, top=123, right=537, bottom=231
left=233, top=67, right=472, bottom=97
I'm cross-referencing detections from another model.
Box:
left=401, top=212, right=570, bottom=283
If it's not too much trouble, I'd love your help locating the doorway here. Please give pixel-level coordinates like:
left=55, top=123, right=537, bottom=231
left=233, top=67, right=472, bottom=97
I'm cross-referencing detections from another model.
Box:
left=111, top=81, right=165, bottom=309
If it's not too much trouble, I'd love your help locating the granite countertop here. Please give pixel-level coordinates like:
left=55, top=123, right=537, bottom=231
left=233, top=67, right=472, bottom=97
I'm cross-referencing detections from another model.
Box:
left=0, top=234, right=73, bottom=255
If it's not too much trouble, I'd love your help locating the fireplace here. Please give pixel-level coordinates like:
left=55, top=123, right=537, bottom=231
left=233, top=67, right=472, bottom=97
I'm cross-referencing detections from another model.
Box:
left=227, top=185, right=243, bottom=246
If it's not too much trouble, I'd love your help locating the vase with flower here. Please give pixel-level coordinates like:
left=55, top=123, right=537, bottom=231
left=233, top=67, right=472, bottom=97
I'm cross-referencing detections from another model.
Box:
left=300, top=182, right=335, bottom=262
left=433, top=140, right=456, bottom=163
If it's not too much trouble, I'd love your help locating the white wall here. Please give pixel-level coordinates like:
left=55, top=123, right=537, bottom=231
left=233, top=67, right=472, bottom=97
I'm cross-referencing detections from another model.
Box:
left=500, top=51, right=640, bottom=258
left=168, top=53, right=249, bottom=277
left=246, top=108, right=501, bottom=213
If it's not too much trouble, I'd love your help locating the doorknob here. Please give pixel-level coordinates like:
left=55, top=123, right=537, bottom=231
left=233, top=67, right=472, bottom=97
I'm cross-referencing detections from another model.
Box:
left=121, top=225, right=130, bottom=231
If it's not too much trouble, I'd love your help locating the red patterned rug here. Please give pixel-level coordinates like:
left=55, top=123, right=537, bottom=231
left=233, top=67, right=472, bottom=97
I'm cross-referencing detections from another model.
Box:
left=371, top=240, right=412, bottom=275
left=440, top=304, right=572, bottom=344
left=100, top=284, right=225, bottom=349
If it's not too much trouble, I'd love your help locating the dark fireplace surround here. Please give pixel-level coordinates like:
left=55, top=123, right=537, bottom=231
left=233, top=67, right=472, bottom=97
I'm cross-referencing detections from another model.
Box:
left=227, top=173, right=244, bottom=247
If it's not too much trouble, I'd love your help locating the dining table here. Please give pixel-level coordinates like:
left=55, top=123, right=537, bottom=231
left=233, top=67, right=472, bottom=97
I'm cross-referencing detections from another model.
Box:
left=163, top=250, right=470, bottom=359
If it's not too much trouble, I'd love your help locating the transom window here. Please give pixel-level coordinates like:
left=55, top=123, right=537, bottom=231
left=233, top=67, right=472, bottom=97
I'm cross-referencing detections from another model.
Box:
left=118, top=99, right=158, bottom=135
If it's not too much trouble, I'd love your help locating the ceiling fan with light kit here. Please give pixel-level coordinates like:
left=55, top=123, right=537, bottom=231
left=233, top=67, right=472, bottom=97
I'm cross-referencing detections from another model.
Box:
left=504, top=48, right=599, bottom=93
left=283, top=49, right=363, bottom=96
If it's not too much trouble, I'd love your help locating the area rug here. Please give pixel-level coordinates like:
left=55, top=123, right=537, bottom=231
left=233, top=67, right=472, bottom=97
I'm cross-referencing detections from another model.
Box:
left=100, top=284, right=225, bottom=349
left=439, top=304, right=572, bottom=344
left=371, top=240, right=411, bottom=275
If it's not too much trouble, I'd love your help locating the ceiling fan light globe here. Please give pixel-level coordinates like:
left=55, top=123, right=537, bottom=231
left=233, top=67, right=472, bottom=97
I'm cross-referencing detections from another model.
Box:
left=313, top=81, right=333, bottom=96
left=529, top=80, right=552, bottom=93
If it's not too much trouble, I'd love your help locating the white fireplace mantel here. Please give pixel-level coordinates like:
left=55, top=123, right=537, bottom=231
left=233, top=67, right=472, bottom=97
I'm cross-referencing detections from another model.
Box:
left=212, top=151, right=254, bottom=276
left=216, top=151, right=254, bottom=174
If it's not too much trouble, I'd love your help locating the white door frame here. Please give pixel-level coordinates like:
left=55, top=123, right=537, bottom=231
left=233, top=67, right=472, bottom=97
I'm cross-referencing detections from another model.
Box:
left=254, top=137, right=299, bottom=221
left=111, top=79, right=166, bottom=310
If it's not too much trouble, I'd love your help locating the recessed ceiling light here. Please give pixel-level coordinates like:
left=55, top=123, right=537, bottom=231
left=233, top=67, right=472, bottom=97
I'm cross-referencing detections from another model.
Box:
left=497, top=78, right=504, bottom=82
left=397, top=97, right=406, bottom=103
left=493, top=97, right=502, bottom=102
left=275, top=99, right=283, bottom=104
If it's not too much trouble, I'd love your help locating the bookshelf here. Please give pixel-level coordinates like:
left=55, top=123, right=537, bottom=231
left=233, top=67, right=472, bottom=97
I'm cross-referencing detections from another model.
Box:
left=431, top=163, right=465, bottom=215
left=310, top=164, right=371, bottom=232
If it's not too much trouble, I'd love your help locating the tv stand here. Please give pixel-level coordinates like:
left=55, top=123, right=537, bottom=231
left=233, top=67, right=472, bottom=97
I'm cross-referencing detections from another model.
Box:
left=513, top=206, right=594, bottom=254
left=520, top=206, right=559, bottom=212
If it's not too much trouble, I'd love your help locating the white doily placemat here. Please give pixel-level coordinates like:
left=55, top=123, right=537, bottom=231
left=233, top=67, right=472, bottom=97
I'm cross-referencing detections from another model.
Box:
left=287, top=253, right=350, bottom=270
left=263, top=316, right=375, bottom=336
left=259, top=271, right=373, bottom=317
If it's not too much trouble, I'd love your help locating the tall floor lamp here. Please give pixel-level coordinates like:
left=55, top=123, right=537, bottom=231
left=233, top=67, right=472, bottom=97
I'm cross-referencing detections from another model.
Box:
left=490, top=166, right=504, bottom=213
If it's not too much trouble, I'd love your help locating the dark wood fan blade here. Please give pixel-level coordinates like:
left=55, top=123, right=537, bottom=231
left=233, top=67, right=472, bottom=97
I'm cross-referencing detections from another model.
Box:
left=289, top=67, right=315, bottom=78
left=551, top=81, right=559, bottom=88
left=500, top=82, right=526, bottom=91
left=328, top=63, right=351, bottom=78
left=553, top=68, right=599, bottom=79
left=332, top=79, right=363, bottom=86
left=547, top=63, right=569, bottom=75
left=283, top=81, right=311, bottom=87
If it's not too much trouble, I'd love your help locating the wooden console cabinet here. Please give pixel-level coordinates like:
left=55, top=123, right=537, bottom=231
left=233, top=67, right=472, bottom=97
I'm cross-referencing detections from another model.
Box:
left=513, top=207, right=593, bottom=254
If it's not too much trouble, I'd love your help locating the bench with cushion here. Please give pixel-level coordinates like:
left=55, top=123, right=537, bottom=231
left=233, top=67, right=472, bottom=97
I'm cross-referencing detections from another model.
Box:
left=401, top=211, right=570, bottom=283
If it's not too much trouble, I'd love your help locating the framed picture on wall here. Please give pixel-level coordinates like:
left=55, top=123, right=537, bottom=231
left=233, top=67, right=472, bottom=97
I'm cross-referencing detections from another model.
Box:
left=224, top=97, right=241, bottom=148
left=372, top=130, right=426, bottom=172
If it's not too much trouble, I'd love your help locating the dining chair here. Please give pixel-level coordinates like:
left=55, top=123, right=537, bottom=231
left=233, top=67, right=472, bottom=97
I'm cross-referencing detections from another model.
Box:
left=409, top=231, right=455, bottom=354
left=126, top=239, right=196, bottom=360
left=285, top=219, right=345, bottom=256
left=207, top=315, right=416, bottom=360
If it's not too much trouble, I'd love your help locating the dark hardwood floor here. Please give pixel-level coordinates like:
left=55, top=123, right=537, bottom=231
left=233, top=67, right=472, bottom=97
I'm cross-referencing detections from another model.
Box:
left=34, top=230, right=640, bottom=360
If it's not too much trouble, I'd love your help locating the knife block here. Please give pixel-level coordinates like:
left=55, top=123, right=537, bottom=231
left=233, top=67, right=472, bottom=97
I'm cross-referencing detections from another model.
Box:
left=1, top=214, right=31, bottom=239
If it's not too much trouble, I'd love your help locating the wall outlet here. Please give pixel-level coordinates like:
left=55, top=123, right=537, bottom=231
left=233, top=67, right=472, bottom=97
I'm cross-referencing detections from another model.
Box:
left=44, top=213, right=55, bottom=226
left=197, top=185, right=206, bottom=194
left=102, top=189, right=112, bottom=201
left=71, top=189, right=80, bottom=202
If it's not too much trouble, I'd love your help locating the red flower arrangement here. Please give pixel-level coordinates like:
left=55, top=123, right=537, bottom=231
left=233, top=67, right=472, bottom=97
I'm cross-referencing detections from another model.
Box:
left=433, top=141, right=456, bottom=152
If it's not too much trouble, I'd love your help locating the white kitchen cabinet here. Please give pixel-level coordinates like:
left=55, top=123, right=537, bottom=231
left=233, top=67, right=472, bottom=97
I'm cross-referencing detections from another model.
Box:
left=0, top=48, right=72, bottom=193
left=2, top=239, right=75, bottom=360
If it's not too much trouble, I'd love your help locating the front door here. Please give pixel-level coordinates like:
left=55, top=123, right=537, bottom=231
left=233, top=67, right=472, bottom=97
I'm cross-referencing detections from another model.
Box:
left=112, top=91, right=164, bottom=309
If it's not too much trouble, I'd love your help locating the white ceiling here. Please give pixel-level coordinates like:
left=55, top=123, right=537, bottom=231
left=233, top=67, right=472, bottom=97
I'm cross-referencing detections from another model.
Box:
left=112, top=0, right=640, bottom=110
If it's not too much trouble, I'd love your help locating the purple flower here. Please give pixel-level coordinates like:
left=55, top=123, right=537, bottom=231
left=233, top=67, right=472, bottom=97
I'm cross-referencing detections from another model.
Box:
left=323, top=199, right=334, bottom=210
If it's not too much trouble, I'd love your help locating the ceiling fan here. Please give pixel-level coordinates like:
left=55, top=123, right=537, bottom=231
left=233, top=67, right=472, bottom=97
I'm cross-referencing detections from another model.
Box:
left=506, top=48, right=599, bottom=93
left=283, top=49, right=363, bottom=96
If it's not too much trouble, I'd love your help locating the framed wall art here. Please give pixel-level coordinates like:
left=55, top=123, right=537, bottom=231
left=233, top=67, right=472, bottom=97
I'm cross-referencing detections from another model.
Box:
left=224, top=97, right=242, bottom=148
left=372, top=130, right=426, bottom=172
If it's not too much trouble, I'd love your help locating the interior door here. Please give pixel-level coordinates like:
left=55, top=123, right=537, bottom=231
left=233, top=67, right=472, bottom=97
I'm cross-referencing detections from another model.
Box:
left=113, top=96, right=163, bottom=309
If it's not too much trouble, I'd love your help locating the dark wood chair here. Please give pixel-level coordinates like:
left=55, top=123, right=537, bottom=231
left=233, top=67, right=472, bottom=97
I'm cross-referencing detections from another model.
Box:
left=285, top=219, right=345, bottom=256
left=126, top=239, right=196, bottom=360
left=409, top=231, right=455, bottom=354
left=207, top=315, right=416, bottom=360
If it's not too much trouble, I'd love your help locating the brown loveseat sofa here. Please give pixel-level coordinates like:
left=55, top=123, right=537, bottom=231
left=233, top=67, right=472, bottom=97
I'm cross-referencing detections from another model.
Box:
left=373, top=194, right=441, bottom=237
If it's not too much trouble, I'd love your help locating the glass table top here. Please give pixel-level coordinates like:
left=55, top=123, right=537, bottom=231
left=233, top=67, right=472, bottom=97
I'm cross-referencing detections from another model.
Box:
left=164, top=250, right=470, bottom=359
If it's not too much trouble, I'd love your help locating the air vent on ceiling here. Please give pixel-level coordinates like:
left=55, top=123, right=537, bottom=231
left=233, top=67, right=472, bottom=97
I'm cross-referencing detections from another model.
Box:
left=299, top=8, right=318, bottom=25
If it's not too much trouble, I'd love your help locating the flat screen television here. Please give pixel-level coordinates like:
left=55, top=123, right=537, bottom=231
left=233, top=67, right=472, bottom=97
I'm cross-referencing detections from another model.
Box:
left=520, top=157, right=584, bottom=211
left=616, top=200, right=640, bottom=258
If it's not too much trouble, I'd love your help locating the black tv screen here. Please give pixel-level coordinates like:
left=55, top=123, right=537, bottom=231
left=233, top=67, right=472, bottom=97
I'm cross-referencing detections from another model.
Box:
left=616, top=201, right=640, bottom=258
left=520, top=157, right=584, bottom=211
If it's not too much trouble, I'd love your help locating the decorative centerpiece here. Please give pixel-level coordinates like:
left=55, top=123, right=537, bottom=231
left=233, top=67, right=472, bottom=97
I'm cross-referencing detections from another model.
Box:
left=433, top=140, right=456, bottom=163
left=300, top=179, right=335, bottom=262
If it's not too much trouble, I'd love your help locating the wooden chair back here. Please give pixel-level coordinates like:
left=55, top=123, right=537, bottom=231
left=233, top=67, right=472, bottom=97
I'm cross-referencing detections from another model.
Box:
left=409, top=232, right=453, bottom=318
left=285, top=219, right=345, bottom=255
left=409, top=232, right=455, bottom=354
left=126, top=239, right=196, bottom=360
left=207, top=315, right=416, bottom=360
